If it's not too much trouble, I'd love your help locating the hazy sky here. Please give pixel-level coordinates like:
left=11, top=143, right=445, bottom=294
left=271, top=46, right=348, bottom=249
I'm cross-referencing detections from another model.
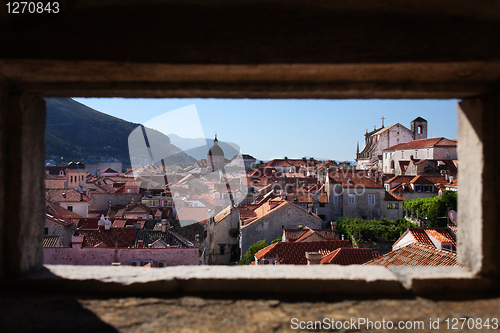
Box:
left=74, top=98, right=458, bottom=162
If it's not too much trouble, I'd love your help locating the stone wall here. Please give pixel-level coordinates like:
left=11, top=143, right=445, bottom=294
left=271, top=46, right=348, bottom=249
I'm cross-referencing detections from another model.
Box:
left=45, top=219, right=73, bottom=246
left=44, top=247, right=199, bottom=266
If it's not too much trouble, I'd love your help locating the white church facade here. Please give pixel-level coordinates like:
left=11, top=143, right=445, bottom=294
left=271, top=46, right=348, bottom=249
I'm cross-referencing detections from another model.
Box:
left=356, top=117, right=427, bottom=171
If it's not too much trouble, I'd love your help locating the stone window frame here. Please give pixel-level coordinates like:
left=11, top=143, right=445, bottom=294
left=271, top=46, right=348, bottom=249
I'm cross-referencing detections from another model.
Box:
left=1, top=81, right=499, bottom=299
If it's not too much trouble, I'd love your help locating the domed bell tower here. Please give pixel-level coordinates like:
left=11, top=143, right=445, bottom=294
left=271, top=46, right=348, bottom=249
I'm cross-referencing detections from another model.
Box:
left=207, top=134, right=225, bottom=172
left=66, top=159, right=87, bottom=189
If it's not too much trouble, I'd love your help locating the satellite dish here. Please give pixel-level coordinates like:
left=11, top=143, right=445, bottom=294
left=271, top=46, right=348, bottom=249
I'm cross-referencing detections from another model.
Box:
left=448, top=210, right=457, bottom=225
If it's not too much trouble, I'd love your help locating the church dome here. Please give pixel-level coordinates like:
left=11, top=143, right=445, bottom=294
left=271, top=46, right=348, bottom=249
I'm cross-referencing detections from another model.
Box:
left=207, top=135, right=224, bottom=157
left=208, top=145, right=224, bottom=157
left=67, top=160, right=78, bottom=169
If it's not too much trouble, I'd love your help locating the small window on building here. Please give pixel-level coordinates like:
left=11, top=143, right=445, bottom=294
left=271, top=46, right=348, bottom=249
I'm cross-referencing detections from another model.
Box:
left=333, top=194, right=339, bottom=203
left=263, top=222, right=268, bottom=229
left=44, top=227, right=48, bottom=235
left=320, top=202, right=325, bottom=207
left=348, top=194, right=355, bottom=204
left=67, top=205, right=73, bottom=212
left=219, top=244, right=225, bottom=255
left=416, top=186, right=422, bottom=192
left=368, top=194, right=375, bottom=204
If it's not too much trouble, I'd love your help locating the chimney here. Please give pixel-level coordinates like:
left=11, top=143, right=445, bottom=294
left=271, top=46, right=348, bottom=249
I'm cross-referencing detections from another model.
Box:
left=161, top=219, right=167, bottom=233
left=71, top=236, right=83, bottom=249
left=105, top=217, right=111, bottom=230
left=137, top=240, right=144, bottom=248
left=98, top=214, right=105, bottom=228
left=305, top=252, right=322, bottom=265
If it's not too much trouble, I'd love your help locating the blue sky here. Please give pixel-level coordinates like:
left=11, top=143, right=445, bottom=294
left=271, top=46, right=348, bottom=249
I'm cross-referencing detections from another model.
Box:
left=74, top=98, right=458, bottom=162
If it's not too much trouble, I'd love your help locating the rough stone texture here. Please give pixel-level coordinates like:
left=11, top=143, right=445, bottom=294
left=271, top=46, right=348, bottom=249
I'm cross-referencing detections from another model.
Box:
left=458, top=93, right=500, bottom=279
left=3, top=293, right=500, bottom=333
left=44, top=247, right=199, bottom=266
left=21, top=265, right=491, bottom=299
left=0, top=93, right=46, bottom=277
left=0, top=79, right=6, bottom=279
left=2, top=0, right=500, bottom=99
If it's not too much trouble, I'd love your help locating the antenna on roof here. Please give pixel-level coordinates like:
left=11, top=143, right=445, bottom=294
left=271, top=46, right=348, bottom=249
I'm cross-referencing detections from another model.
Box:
left=381, top=116, right=385, bottom=128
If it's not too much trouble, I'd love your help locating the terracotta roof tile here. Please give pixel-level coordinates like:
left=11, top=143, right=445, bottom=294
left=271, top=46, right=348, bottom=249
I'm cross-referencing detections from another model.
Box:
left=74, top=227, right=137, bottom=248
left=100, top=167, right=119, bottom=173
left=254, top=240, right=351, bottom=265
left=364, top=243, right=460, bottom=267
left=46, top=201, right=83, bottom=220
left=45, top=213, right=73, bottom=227
left=321, top=248, right=379, bottom=265
left=45, top=189, right=91, bottom=202
left=393, top=227, right=457, bottom=249
left=384, top=191, right=406, bottom=201
left=425, top=229, right=456, bottom=246
left=383, top=137, right=457, bottom=151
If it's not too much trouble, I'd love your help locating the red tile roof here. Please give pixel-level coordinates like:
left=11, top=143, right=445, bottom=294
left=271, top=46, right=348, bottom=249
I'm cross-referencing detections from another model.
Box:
left=46, top=201, right=83, bottom=219
left=321, top=248, right=379, bottom=265
left=286, top=228, right=339, bottom=242
left=241, top=198, right=321, bottom=229
left=74, top=227, right=137, bottom=248
left=385, top=175, right=416, bottom=184
left=384, top=191, right=406, bottom=201
left=45, top=213, right=73, bottom=227
left=394, top=227, right=457, bottom=248
left=254, top=240, right=351, bottom=265
left=100, top=167, right=119, bottom=173
left=409, top=175, right=449, bottom=185
left=364, top=243, right=460, bottom=267
left=45, top=189, right=91, bottom=202
left=383, top=137, right=457, bottom=151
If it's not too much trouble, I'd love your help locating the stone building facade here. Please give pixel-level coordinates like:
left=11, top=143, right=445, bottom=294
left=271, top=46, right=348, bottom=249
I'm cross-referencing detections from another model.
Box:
left=240, top=199, right=322, bottom=253
left=356, top=117, right=428, bottom=170
left=205, top=206, right=241, bottom=265
left=325, top=170, right=386, bottom=221
left=382, top=137, right=457, bottom=175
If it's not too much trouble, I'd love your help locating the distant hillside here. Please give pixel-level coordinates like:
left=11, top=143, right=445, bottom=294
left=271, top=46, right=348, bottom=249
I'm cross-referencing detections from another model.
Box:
left=168, top=134, right=241, bottom=161
left=45, top=98, right=196, bottom=165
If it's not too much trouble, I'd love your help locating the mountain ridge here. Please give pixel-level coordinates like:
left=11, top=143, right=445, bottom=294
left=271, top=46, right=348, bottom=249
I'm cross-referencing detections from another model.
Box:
left=45, top=98, right=196, bottom=165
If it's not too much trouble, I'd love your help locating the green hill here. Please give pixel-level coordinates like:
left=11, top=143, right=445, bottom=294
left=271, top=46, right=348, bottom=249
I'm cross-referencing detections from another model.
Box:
left=45, top=98, right=195, bottom=165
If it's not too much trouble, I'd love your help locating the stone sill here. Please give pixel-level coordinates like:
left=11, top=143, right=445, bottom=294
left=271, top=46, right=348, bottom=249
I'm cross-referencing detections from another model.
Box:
left=18, top=265, right=494, bottom=299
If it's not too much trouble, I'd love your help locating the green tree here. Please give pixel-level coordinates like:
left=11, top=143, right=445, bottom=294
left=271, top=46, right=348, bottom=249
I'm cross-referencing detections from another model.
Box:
left=238, top=240, right=268, bottom=265
left=336, top=217, right=418, bottom=245
left=403, top=191, right=457, bottom=227
left=271, top=237, right=282, bottom=244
